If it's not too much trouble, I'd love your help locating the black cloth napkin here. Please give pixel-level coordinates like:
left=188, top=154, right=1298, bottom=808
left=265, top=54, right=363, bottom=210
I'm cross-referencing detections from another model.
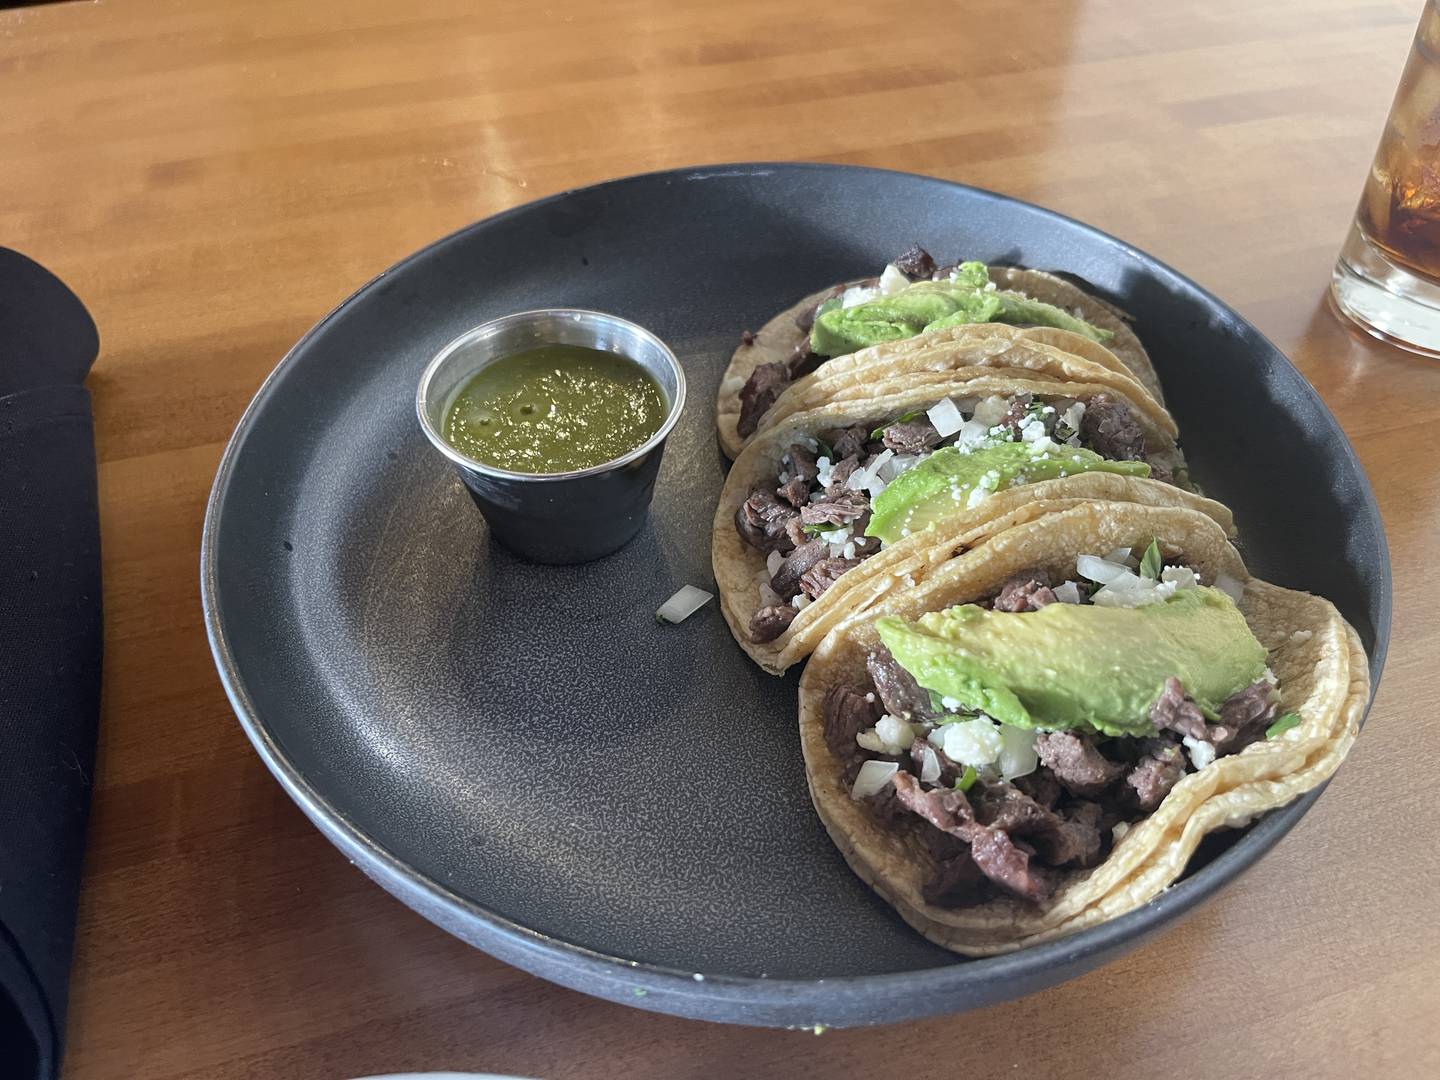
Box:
left=0, top=248, right=102, bottom=1080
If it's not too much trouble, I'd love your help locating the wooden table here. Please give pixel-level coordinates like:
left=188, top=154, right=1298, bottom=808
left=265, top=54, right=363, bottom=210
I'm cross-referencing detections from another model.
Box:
left=4, top=0, right=1437, bottom=1075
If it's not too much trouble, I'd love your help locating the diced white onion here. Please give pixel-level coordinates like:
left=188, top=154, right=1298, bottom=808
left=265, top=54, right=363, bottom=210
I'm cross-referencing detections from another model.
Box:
left=819, top=527, right=850, bottom=543
left=1106, top=546, right=1138, bottom=567
left=847, top=449, right=894, bottom=499
left=918, top=744, right=941, bottom=783
left=998, top=724, right=1038, bottom=780
left=1019, top=417, right=1049, bottom=443
left=815, top=455, right=834, bottom=488
left=1076, top=554, right=1132, bottom=585
left=875, top=714, right=914, bottom=752
left=850, top=760, right=899, bottom=799
left=856, top=730, right=886, bottom=753
left=1027, top=434, right=1058, bottom=455
left=878, top=263, right=910, bottom=295
left=877, top=453, right=922, bottom=483
left=766, top=550, right=785, bottom=576
left=791, top=593, right=811, bottom=610
left=1053, top=580, right=1082, bottom=604
left=1182, top=736, right=1216, bottom=770
left=1092, top=573, right=1178, bottom=608
left=927, top=397, right=965, bottom=438
left=942, top=719, right=1004, bottom=766
left=1161, top=565, right=1199, bottom=590
left=971, top=395, right=1011, bottom=428
left=656, top=585, right=713, bottom=624
left=1215, top=572, right=1245, bottom=604
left=841, top=285, right=879, bottom=308
left=1061, top=401, right=1085, bottom=440
left=953, top=417, right=993, bottom=448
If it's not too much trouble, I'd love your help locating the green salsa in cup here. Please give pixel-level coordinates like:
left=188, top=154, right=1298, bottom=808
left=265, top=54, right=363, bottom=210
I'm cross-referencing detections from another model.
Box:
left=442, top=344, right=667, bottom=474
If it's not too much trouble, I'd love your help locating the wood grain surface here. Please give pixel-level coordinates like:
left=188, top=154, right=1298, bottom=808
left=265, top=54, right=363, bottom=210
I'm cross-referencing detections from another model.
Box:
left=3, top=0, right=1438, bottom=1076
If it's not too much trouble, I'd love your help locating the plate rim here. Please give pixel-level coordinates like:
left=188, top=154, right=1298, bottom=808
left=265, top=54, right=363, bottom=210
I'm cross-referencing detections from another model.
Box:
left=200, top=161, right=1392, bottom=1027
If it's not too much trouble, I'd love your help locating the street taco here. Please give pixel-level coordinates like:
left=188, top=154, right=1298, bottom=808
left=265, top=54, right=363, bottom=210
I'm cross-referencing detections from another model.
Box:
left=714, top=377, right=1222, bottom=674
left=756, top=324, right=1171, bottom=446
left=717, top=248, right=1158, bottom=457
left=798, top=501, right=1367, bottom=955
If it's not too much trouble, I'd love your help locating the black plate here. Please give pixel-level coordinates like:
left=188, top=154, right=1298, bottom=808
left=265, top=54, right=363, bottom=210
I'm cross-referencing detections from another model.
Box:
left=202, top=164, right=1389, bottom=1028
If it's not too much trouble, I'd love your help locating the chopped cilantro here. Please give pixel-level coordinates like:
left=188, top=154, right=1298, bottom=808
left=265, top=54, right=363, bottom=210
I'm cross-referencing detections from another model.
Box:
left=1266, top=712, right=1301, bottom=738
left=1139, top=539, right=1163, bottom=581
left=870, top=410, right=924, bottom=440
left=955, top=766, right=978, bottom=792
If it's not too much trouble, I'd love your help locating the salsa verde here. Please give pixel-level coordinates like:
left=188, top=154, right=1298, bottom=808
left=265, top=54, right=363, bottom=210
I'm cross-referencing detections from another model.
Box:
left=442, top=344, right=666, bottom=473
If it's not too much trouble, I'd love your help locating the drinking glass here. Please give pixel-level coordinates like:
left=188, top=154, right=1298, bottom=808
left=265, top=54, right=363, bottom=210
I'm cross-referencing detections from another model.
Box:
left=1333, top=0, right=1440, bottom=356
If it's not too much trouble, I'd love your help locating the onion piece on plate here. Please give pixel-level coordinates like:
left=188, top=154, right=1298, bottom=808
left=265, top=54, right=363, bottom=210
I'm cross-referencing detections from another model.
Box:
left=656, top=585, right=714, bottom=624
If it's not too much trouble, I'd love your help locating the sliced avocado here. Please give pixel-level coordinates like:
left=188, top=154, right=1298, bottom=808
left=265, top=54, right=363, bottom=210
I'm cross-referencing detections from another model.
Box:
left=875, top=587, right=1267, bottom=737
left=866, top=443, right=1150, bottom=544
left=808, top=264, right=1114, bottom=357
left=925, top=291, right=1114, bottom=343
left=810, top=288, right=963, bottom=357
left=949, top=260, right=990, bottom=289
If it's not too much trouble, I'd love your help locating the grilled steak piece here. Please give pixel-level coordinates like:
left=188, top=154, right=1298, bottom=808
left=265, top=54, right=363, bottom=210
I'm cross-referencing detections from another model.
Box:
left=733, top=486, right=799, bottom=554
left=1034, top=731, right=1125, bottom=797
left=748, top=604, right=797, bottom=644
left=769, top=538, right=827, bottom=599
left=1126, top=737, right=1187, bottom=811
left=1080, top=391, right=1146, bottom=460
left=822, top=685, right=880, bottom=770
left=881, top=419, right=942, bottom=454
left=867, top=647, right=939, bottom=720
left=800, top=557, right=862, bottom=599
left=993, top=570, right=1058, bottom=612
left=1148, top=676, right=1209, bottom=741
left=892, top=245, right=937, bottom=280
left=799, top=490, right=869, bottom=528
left=737, top=361, right=790, bottom=438
left=892, top=774, right=1057, bottom=903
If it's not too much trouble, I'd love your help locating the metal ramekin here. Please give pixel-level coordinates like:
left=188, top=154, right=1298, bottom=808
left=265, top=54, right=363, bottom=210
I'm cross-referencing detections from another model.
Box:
left=416, top=309, right=686, bottom=564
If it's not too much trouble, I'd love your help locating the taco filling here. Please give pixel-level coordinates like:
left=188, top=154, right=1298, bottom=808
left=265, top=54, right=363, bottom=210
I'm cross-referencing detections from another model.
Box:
left=733, top=391, right=1178, bottom=643
left=735, top=248, right=1114, bottom=438
left=821, top=546, right=1293, bottom=907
